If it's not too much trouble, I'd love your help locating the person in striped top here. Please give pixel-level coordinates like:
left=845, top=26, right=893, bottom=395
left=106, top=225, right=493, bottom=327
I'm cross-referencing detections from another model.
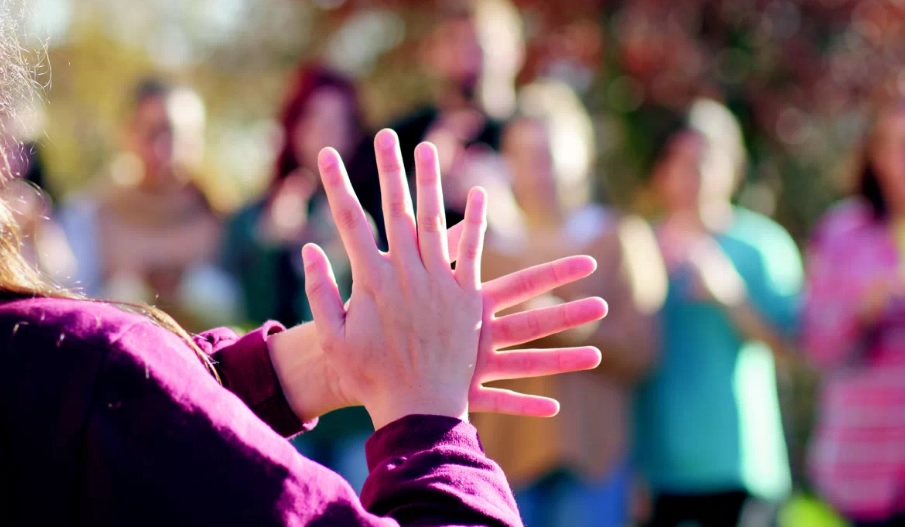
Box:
left=803, top=94, right=905, bottom=526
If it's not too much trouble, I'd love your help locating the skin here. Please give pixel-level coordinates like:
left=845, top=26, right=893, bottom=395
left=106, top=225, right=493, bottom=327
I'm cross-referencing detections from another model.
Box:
left=264, top=87, right=358, bottom=243
left=125, top=96, right=177, bottom=189
left=268, top=130, right=608, bottom=429
left=423, top=17, right=484, bottom=107
left=293, top=87, right=357, bottom=173
left=857, top=107, right=905, bottom=323
left=652, top=129, right=789, bottom=357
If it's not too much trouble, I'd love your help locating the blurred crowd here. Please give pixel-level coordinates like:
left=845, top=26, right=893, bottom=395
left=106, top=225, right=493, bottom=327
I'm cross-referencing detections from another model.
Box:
left=3, top=1, right=905, bottom=526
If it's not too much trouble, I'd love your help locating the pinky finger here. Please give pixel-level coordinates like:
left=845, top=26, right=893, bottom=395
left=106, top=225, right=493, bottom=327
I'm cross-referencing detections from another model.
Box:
left=455, top=187, right=487, bottom=289
left=469, top=386, right=560, bottom=417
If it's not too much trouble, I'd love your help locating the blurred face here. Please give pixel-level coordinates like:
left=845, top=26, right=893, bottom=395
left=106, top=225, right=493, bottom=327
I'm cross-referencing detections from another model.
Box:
left=127, top=96, right=175, bottom=183
left=870, top=108, right=905, bottom=213
left=502, top=119, right=557, bottom=210
left=293, top=87, right=356, bottom=173
left=653, top=131, right=707, bottom=212
left=427, top=18, right=484, bottom=97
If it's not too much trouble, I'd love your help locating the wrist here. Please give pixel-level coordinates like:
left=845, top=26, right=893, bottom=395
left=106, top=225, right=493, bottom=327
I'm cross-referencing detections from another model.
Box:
left=368, top=394, right=469, bottom=431
left=267, top=323, right=345, bottom=422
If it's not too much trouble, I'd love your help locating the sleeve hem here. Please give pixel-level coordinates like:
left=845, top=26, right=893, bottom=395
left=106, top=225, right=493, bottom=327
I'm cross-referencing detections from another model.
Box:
left=211, top=322, right=315, bottom=437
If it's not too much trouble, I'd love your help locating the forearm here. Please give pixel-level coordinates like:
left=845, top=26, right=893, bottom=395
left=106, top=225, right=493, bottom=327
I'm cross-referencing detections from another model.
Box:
left=723, top=299, right=790, bottom=357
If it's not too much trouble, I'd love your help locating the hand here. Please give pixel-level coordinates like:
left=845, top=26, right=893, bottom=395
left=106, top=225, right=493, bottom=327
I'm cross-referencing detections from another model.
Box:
left=857, top=275, right=905, bottom=326
left=259, top=172, right=317, bottom=244
left=268, top=129, right=605, bottom=427
left=685, top=238, right=747, bottom=307
left=269, top=240, right=605, bottom=422
left=658, top=219, right=746, bottom=307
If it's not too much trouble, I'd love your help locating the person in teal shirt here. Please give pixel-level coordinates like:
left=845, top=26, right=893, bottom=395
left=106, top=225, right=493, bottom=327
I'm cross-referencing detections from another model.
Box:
left=634, top=99, right=802, bottom=527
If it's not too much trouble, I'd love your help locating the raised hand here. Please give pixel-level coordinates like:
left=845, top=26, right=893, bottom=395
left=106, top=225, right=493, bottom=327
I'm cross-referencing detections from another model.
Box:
left=268, top=129, right=605, bottom=426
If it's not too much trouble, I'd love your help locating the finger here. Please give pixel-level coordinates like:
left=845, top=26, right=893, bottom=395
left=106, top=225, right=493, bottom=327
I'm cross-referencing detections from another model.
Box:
left=480, top=346, right=602, bottom=383
left=302, top=243, right=345, bottom=338
left=469, top=386, right=560, bottom=417
left=317, top=148, right=380, bottom=276
left=414, top=142, right=449, bottom=269
left=454, top=187, right=487, bottom=289
left=492, top=297, right=607, bottom=349
left=374, top=129, right=418, bottom=261
left=446, top=221, right=464, bottom=263
left=483, top=255, right=597, bottom=313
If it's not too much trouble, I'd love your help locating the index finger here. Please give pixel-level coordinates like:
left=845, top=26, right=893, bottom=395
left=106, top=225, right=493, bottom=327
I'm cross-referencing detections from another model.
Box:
left=317, top=147, right=381, bottom=276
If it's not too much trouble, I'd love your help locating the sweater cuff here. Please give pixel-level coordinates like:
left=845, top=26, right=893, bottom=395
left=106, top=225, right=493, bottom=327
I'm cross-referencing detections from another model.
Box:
left=212, top=322, right=316, bottom=438
left=365, top=415, right=481, bottom=472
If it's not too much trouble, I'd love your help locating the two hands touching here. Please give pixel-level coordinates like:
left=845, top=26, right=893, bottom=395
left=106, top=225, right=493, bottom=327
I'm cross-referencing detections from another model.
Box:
left=268, top=129, right=607, bottom=429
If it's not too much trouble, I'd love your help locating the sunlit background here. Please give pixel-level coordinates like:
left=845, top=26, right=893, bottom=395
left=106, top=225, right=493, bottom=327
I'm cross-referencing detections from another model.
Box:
left=10, top=1, right=905, bottom=525
left=20, top=0, right=903, bottom=240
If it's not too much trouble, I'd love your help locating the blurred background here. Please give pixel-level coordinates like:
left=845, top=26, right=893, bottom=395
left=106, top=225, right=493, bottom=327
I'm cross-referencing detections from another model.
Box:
left=7, top=1, right=905, bottom=526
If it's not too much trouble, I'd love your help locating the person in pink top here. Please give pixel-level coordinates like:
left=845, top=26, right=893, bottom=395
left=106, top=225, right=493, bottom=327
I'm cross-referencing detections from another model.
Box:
left=803, top=95, right=905, bottom=526
left=0, top=14, right=608, bottom=525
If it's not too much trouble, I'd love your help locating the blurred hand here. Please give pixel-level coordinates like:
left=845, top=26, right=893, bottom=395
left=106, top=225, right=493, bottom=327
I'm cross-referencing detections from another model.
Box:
left=857, top=275, right=905, bottom=326
left=657, top=216, right=746, bottom=306
left=259, top=171, right=317, bottom=244
left=268, top=129, right=605, bottom=427
left=685, top=237, right=747, bottom=307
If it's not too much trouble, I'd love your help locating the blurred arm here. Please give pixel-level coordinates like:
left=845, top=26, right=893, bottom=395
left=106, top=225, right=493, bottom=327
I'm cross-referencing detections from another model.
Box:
left=582, top=216, right=666, bottom=383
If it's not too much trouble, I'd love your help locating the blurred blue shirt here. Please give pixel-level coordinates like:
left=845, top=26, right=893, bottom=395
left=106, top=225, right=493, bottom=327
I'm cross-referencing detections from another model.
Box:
left=633, top=207, right=802, bottom=501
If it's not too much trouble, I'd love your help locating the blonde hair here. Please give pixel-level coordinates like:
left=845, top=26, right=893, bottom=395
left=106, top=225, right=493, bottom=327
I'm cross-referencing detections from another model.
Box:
left=515, top=79, right=596, bottom=211
left=0, top=7, right=219, bottom=381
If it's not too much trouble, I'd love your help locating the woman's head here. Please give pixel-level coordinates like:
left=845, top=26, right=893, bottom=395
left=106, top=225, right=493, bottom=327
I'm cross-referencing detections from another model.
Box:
left=502, top=79, right=595, bottom=215
left=501, top=117, right=556, bottom=213
left=274, top=65, right=363, bottom=188
left=124, top=79, right=206, bottom=187
left=856, top=97, right=905, bottom=220
left=649, top=99, right=746, bottom=214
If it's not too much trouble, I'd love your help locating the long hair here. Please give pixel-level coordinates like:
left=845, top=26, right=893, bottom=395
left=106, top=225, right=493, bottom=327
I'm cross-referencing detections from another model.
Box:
left=273, top=64, right=363, bottom=189
left=854, top=95, right=905, bottom=221
left=0, top=12, right=219, bottom=381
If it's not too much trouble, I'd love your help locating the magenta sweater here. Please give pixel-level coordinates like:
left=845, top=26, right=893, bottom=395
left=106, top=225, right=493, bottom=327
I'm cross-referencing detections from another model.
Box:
left=0, top=296, right=522, bottom=526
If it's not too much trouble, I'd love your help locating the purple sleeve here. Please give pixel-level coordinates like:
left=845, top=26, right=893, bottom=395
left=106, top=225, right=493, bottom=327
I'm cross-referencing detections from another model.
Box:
left=90, top=316, right=523, bottom=526
left=192, top=322, right=314, bottom=437
left=363, top=416, right=523, bottom=526
left=1, top=299, right=524, bottom=526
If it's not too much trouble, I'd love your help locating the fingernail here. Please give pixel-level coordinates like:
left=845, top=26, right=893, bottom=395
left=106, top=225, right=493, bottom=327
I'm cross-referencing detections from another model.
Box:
left=318, top=148, right=336, bottom=168
left=377, top=129, right=394, bottom=149
left=417, top=144, right=434, bottom=163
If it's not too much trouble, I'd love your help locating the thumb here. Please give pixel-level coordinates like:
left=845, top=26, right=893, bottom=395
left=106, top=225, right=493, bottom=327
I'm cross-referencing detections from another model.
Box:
left=302, top=243, right=345, bottom=338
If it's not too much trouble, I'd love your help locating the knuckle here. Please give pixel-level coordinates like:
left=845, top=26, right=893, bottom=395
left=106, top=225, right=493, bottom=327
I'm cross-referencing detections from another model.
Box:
left=418, top=169, right=439, bottom=184
left=419, top=214, right=445, bottom=234
left=518, top=272, right=538, bottom=295
left=526, top=315, right=543, bottom=336
left=337, top=208, right=359, bottom=230
left=387, top=199, right=409, bottom=219
left=463, top=241, right=481, bottom=261
left=306, top=277, right=329, bottom=297
left=377, top=157, right=402, bottom=174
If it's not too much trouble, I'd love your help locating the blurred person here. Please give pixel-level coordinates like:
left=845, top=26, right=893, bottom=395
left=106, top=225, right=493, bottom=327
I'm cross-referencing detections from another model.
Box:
left=351, top=0, right=524, bottom=243
left=221, top=63, right=371, bottom=492
left=634, top=99, right=802, bottom=527
left=472, top=80, right=667, bottom=527
left=59, top=79, right=239, bottom=330
left=802, top=95, right=905, bottom=526
left=0, top=136, right=76, bottom=283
